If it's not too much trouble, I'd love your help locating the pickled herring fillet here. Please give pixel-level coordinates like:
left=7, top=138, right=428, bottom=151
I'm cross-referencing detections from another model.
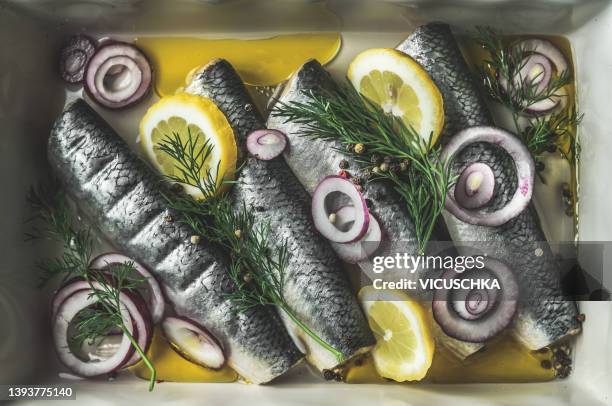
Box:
left=397, top=22, right=581, bottom=349
left=185, top=59, right=375, bottom=371
left=48, top=99, right=302, bottom=384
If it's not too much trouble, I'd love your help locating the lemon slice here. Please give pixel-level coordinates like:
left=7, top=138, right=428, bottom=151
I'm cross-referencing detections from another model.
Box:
left=140, top=93, right=237, bottom=199
left=348, top=48, right=444, bottom=147
left=358, top=286, right=435, bottom=382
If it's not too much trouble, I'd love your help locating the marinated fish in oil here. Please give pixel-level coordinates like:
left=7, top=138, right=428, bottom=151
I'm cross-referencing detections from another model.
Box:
left=48, top=99, right=303, bottom=384
left=397, top=22, right=580, bottom=349
left=185, top=59, right=375, bottom=371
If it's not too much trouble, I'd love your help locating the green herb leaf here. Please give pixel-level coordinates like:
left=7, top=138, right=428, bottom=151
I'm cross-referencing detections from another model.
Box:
left=159, top=129, right=344, bottom=362
left=27, top=186, right=157, bottom=391
left=272, top=81, right=455, bottom=254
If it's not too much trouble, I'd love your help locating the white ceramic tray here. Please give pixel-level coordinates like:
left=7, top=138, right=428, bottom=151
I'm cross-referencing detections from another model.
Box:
left=1, top=1, right=611, bottom=405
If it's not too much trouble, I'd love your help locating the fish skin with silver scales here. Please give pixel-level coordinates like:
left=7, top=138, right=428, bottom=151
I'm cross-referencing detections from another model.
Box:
left=48, top=99, right=303, bottom=384
left=397, top=22, right=580, bottom=349
left=185, top=59, right=375, bottom=371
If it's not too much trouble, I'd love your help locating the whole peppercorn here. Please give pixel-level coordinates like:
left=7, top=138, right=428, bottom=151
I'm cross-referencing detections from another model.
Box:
left=338, top=159, right=349, bottom=169
left=399, top=160, right=410, bottom=172
left=355, top=184, right=363, bottom=192
left=243, top=273, right=253, bottom=283
left=190, top=235, right=201, bottom=245
left=354, top=143, right=365, bottom=154
left=370, top=154, right=381, bottom=164
left=379, top=162, right=389, bottom=172
left=561, top=183, right=571, bottom=197
left=346, top=143, right=355, bottom=152
left=323, top=370, right=335, bottom=381
left=351, top=176, right=362, bottom=186
left=234, top=229, right=242, bottom=238
left=383, top=156, right=393, bottom=164
left=576, top=313, right=586, bottom=322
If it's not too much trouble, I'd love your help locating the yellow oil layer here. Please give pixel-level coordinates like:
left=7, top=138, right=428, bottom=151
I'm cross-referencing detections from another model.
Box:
left=135, top=33, right=342, bottom=96
left=345, top=335, right=555, bottom=384
left=130, top=327, right=237, bottom=383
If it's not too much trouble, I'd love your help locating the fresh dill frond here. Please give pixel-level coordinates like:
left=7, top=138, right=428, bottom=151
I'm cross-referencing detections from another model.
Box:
left=159, top=130, right=344, bottom=362
left=27, top=186, right=157, bottom=391
left=272, top=81, right=456, bottom=254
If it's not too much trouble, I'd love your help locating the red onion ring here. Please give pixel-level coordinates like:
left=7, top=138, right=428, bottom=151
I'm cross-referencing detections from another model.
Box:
left=453, top=162, right=495, bottom=210
left=516, top=39, right=568, bottom=76
left=246, top=129, right=287, bottom=160
left=500, top=54, right=552, bottom=100
left=53, top=289, right=136, bottom=376
left=52, top=277, right=88, bottom=319
left=52, top=279, right=152, bottom=374
left=508, top=39, right=569, bottom=116
left=161, top=316, right=226, bottom=370
left=89, top=253, right=165, bottom=324
left=311, top=176, right=369, bottom=243
left=84, top=42, right=152, bottom=109
left=59, top=35, right=97, bottom=84
left=330, top=206, right=382, bottom=264
left=432, top=258, right=518, bottom=343
left=441, top=126, right=534, bottom=226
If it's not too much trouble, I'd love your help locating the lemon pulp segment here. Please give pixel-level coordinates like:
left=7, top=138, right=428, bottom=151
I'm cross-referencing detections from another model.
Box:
left=348, top=48, right=444, bottom=147
left=139, top=93, right=237, bottom=199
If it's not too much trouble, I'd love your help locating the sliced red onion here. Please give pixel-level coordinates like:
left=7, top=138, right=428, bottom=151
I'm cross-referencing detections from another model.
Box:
left=441, top=126, right=534, bottom=226
left=516, top=39, right=568, bottom=76
left=506, top=39, right=569, bottom=116
left=90, top=253, right=165, bottom=323
left=84, top=42, right=152, bottom=109
left=330, top=206, right=382, bottom=263
left=161, top=316, right=225, bottom=370
left=60, top=35, right=97, bottom=84
left=246, top=129, right=287, bottom=160
left=524, top=85, right=568, bottom=115
left=53, top=289, right=136, bottom=376
left=121, top=289, right=153, bottom=367
left=432, top=258, right=518, bottom=343
left=500, top=54, right=552, bottom=99
left=312, top=176, right=369, bottom=243
left=453, top=163, right=495, bottom=210
left=52, top=277, right=88, bottom=319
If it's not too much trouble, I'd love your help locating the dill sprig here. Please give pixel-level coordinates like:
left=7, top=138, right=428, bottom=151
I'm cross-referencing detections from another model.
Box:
left=475, top=26, right=582, bottom=169
left=272, top=81, right=455, bottom=254
left=27, top=186, right=157, bottom=391
left=158, top=131, right=344, bottom=362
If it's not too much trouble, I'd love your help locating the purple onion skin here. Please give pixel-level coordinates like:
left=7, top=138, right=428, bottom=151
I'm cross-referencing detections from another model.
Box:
left=432, top=259, right=519, bottom=343
left=84, top=42, right=153, bottom=109
left=60, top=35, right=97, bottom=84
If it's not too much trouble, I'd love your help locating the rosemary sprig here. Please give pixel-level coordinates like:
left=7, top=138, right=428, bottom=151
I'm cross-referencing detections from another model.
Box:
left=475, top=26, right=582, bottom=169
left=158, top=131, right=344, bottom=362
left=27, top=186, right=157, bottom=391
left=272, top=81, right=455, bottom=254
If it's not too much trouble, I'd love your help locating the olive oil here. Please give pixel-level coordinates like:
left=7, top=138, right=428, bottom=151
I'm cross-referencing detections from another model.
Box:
left=130, top=327, right=237, bottom=383
left=135, top=33, right=342, bottom=96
